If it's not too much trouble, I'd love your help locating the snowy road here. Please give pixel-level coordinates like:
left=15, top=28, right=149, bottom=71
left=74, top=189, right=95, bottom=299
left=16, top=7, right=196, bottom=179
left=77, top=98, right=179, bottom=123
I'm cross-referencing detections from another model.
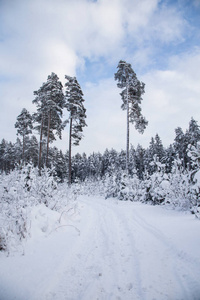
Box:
left=1, top=196, right=200, bottom=300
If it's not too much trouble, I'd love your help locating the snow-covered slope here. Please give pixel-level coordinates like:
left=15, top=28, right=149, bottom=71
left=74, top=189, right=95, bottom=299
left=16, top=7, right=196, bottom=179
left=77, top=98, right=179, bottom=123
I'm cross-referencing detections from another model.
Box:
left=0, top=196, right=200, bottom=300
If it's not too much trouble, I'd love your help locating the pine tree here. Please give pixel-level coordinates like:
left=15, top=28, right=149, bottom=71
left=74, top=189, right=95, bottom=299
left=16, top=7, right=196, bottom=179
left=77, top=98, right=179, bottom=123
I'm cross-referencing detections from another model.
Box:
left=135, top=144, right=145, bottom=179
left=15, top=108, right=33, bottom=163
left=174, top=127, right=187, bottom=169
left=72, top=152, right=87, bottom=181
left=154, top=134, right=165, bottom=161
left=14, top=138, right=22, bottom=165
left=65, top=76, right=87, bottom=185
left=88, top=154, right=97, bottom=178
left=146, top=137, right=156, bottom=174
left=187, top=117, right=200, bottom=147
left=107, top=149, right=118, bottom=175
left=3, top=141, right=15, bottom=173
left=26, top=135, right=38, bottom=166
left=118, top=150, right=126, bottom=171
left=33, top=73, right=65, bottom=169
left=0, top=139, right=7, bottom=172
left=147, top=155, right=169, bottom=205
left=102, top=149, right=111, bottom=176
left=114, top=60, right=148, bottom=172
left=163, top=144, right=175, bottom=173
left=129, top=145, right=136, bottom=175
left=51, top=148, right=67, bottom=182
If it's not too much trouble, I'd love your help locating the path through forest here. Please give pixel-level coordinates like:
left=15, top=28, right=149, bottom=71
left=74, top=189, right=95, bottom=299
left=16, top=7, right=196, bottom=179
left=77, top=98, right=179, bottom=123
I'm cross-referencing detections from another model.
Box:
left=0, top=196, right=200, bottom=300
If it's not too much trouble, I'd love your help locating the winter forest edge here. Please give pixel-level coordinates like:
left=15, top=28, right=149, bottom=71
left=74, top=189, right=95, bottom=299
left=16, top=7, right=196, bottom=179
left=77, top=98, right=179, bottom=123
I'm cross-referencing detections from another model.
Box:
left=0, top=61, right=200, bottom=253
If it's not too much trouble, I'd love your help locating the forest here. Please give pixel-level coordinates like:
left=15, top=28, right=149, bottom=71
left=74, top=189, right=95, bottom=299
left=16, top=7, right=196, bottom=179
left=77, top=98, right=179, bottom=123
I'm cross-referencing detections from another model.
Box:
left=0, top=62, right=200, bottom=253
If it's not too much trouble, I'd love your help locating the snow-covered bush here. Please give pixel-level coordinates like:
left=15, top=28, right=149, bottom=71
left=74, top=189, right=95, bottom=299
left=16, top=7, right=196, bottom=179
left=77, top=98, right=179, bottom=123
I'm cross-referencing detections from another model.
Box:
left=144, top=157, right=170, bottom=205
left=104, top=170, right=145, bottom=202
left=21, top=164, right=58, bottom=207
left=190, top=170, right=200, bottom=218
left=79, top=177, right=105, bottom=197
left=145, top=172, right=170, bottom=205
left=165, top=160, right=191, bottom=210
left=129, top=171, right=145, bottom=202
left=104, top=172, right=121, bottom=199
left=187, top=143, right=200, bottom=218
left=0, top=164, right=70, bottom=253
left=117, top=173, right=130, bottom=201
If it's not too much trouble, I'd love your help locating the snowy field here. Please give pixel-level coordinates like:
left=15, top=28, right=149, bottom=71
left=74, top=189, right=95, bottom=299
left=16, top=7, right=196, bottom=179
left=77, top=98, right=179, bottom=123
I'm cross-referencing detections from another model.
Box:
left=0, top=196, right=200, bottom=300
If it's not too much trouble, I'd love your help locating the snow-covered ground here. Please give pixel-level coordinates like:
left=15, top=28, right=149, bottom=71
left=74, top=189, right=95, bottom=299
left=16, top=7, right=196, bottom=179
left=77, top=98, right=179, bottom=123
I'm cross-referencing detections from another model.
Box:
left=0, top=196, right=200, bottom=300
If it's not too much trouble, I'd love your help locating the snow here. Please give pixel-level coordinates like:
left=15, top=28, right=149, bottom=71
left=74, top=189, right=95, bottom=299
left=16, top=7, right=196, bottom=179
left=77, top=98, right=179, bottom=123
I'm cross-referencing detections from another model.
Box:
left=0, top=196, right=200, bottom=300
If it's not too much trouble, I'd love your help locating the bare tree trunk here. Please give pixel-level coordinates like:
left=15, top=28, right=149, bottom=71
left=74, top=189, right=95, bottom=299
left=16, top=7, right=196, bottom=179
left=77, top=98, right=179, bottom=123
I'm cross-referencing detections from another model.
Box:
left=46, top=110, right=51, bottom=167
left=68, top=116, right=72, bottom=185
left=126, top=83, right=129, bottom=173
left=38, top=115, right=43, bottom=172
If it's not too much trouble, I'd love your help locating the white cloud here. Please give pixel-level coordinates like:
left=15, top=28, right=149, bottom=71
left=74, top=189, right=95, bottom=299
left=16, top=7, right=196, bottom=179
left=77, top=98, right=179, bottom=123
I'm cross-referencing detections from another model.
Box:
left=123, top=0, right=159, bottom=32
left=0, top=0, right=199, bottom=156
left=67, top=47, right=200, bottom=154
left=149, top=4, right=187, bottom=43
left=141, top=48, right=200, bottom=147
left=0, top=0, right=189, bottom=83
left=122, top=0, right=186, bottom=45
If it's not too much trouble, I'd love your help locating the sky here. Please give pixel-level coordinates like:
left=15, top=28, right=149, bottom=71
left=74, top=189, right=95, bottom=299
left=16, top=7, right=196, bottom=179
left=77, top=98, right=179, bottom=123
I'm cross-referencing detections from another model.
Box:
left=0, top=0, right=200, bottom=156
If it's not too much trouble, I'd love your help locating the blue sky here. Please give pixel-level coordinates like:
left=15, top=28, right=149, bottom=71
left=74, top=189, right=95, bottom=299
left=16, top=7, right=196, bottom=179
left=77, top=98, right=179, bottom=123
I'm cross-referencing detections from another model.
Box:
left=0, top=0, right=200, bottom=155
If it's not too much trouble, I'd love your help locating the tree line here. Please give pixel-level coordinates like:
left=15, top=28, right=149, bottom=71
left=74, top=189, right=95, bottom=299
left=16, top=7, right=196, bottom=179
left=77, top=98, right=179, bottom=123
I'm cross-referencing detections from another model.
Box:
left=0, top=117, right=200, bottom=181
left=0, top=60, right=200, bottom=184
left=10, top=73, right=87, bottom=184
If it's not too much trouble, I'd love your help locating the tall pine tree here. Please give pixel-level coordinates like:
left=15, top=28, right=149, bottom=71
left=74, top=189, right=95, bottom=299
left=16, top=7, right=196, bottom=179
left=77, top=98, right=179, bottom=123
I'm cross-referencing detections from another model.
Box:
left=65, top=76, right=87, bottom=185
left=15, top=108, right=33, bottom=164
left=114, top=60, right=148, bottom=172
left=187, top=117, right=200, bottom=146
left=33, top=73, right=64, bottom=169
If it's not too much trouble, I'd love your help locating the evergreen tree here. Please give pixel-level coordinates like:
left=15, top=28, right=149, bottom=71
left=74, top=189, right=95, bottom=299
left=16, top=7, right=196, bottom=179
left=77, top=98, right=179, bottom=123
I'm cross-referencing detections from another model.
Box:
left=51, top=148, right=67, bottom=182
left=33, top=73, right=65, bottom=169
left=129, top=145, right=136, bottom=175
left=72, top=152, right=88, bottom=181
left=118, top=150, right=126, bottom=172
left=3, top=142, right=15, bottom=173
left=102, top=149, right=111, bottom=176
left=0, top=139, right=7, bottom=172
left=87, top=153, right=97, bottom=178
left=26, top=135, right=39, bottom=166
left=135, top=144, right=145, bottom=179
left=147, top=155, right=169, bottom=205
left=166, top=158, right=191, bottom=210
left=14, top=138, right=22, bottom=165
left=163, top=144, right=175, bottom=173
left=146, top=137, right=156, bottom=174
left=149, top=137, right=155, bottom=156
left=107, top=149, right=118, bottom=175
left=154, top=134, right=165, bottom=161
left=174, top=127, right=188, bottom=169
left=65, top=76, right=87, bottom=185
left=187, top=142, right=200, bottom=217
left=15, top=108, right=33, bottom=163
left=114, top=60, right=148, bottom=172
left=187, top=117, right=200, bottom=147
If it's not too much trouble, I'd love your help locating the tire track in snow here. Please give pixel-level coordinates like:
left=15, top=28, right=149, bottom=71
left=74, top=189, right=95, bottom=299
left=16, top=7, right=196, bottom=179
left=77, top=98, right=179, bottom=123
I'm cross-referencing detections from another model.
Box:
left=41, top=197, right=146, bottom=300
left=129, top=208, right=200, bottom=300
left=33, top=197, right=200, bottom=300
left=39, top=199, right=124, bottom=300
left=75, top=197, right=145, bottom=300
left=84, top=200, right=146, bottom=300
left=32, top=203, right=102, bottom=300
left=126, top=207, right=200, bottom=300
left=94, top=198, right=200, bottom=300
